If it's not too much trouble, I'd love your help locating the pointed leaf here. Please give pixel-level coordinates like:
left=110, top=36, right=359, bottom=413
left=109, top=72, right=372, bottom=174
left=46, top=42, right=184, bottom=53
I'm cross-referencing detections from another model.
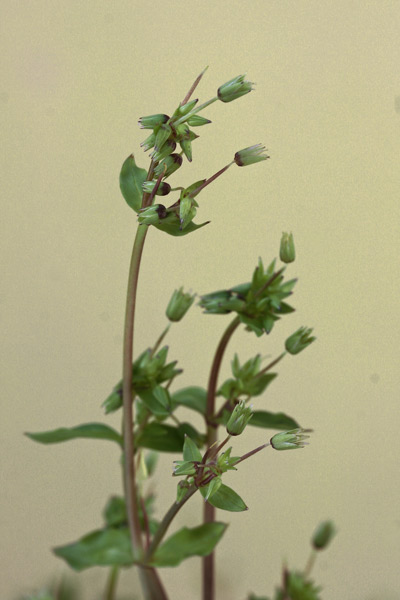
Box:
left=248, top=411, right=299, bottom=430
left=183, top=435, right=202, bottom=462
left=54, top=528, right=134, bottom=571
left=154, top=220, right=209, bottom=237
left=26, top=423, right=123, bottom=447
left=171, top=386, right=207, bottom=415
left=149, top=522, right=227, bottom=567
left=119, top=154, right=147, bottom=212
left=138, top=386, right=171, bottom=419
left=200, top=483, right=248, bottom=512
left=136, top=422, right=183, bottom=452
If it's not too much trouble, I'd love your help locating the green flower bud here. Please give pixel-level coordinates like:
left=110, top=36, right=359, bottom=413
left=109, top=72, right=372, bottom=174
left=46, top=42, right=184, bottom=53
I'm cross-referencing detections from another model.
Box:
left=142, top=179, right=171, bottom=196
left=154, top=123, right=172, bottom=152
left=151, top=140, right=176, bottom=163
left=154, top=154, right=183, bottom=178
left=216, top=447, right=240, bottom=473
left=176, top=98, right=198, bottom=116
left=312, top=520, right=336, bottom=550
left=226, top=400, right=253, bottom=436
left=138, top=204, right=168, bottom=225
left=138, top=113, right=169, bottom=129
left=280, top=232, right=296, bottom=263
left=166, top=287, right=195, bottom=322
left=180, top=139, right=192, bottom=162
left=285, top=326, right=316, bottom=355
left=270, top=428, right=311, bottom=450
left=218, top=74, right=254, bottom=103
left=140, top=132, right=156, bottom=152
left=234, top=144, right=269, bottom=166
left=172, top=460, right=197, bottom=476
left=186, top=115, right=212, bottom=127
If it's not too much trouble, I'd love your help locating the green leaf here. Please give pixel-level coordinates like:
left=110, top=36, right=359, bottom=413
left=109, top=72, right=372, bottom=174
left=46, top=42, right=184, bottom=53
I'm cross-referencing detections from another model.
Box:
left=200, top=483, right=248, bottom=512
left=171, top=386, right=207, bottom=415
left=119, top=154, right=147, bottom=212
left=54, top=528, right=134, bottom=571
left=149, top=522, right=227, bottom=567
left=136, top=422, right=184, bottom=452
left=138, top=386, right=172, bottom=419
left=26, top=423, right=123, bottom=447
left=182, top=434, right=202, bottom=462
left=248, top=410, right=299, bottom=430
left=103, top=496, right=127, bottom=528
left=154, top=219, right=209, bottom=237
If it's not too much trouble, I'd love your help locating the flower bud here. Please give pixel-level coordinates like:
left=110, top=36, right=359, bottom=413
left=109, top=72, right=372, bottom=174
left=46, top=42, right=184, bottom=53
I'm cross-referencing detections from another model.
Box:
left=226, top=401, right=253, bottom=436
left=179, top=194, right=196, bottom=229
left=270, top=428, right=310, bottom=450
left=312, top=520, right=336, bottom=550
left=234, top=144, right=269, bottom=167
left=154, top=123, right=172, bottom=152
left=218, top=74, right=254, bottom=103
left=140, top=132, right=156, bottom=152
left=154, top=154, right=183, bottom=178
left=285, top=327, right=316, bottom=355
left=176, top=98, right=198, bottom=116
left=172, top=460, right=196, bottom=476
left=280, top=232, right=296, bottom=263
left=151, top=140, right=176, bottom=163
left=180, top=138, right=193, bottom=162
left=186, top=115, right=212, bottom=127
left=142, top=179, right=171, bottom=196
left=138, top=113, right=169, bottom=129
left=166, top=287, right=195, bottom=322
left=137, top=204, right=168, bottom=225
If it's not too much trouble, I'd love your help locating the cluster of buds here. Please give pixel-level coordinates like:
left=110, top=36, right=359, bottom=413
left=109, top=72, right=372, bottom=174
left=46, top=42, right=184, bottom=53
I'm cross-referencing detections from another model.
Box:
left=218, top=353, right=277, bottom=402
left=200, top=258, right=297, bottom=336
left=102, top=346, right=181, bottom=414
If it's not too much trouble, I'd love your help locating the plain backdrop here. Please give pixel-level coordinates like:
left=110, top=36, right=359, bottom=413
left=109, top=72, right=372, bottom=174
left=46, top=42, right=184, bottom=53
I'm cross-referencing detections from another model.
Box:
left=1, top=1, right=400, bottom=599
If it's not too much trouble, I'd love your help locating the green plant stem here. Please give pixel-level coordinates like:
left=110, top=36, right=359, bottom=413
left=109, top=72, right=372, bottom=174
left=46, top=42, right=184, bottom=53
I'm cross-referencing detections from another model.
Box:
left=103, top=566, right=119, bottom=600
left=304, top=549, right=317, bottom=578
left=144, top=485, right=198, bottom=562
left=203, top=315, right=241, bottom=600
left=122, top=223, right=169, bottom=600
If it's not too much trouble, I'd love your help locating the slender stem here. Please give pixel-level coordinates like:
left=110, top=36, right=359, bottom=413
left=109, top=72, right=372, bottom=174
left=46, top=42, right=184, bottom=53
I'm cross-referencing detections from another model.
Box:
left=235, top=442, right=270, bottom=465
left=150, top=324, right=171, bottom=357
left=140, top=495, right=151, bottom=549
left=122, top=223, right=148, bottom=557
left=188, top=162, right=233, bottom=199
left=103, top=566, right=119, bottom=600
left=122, top=223, right=169, bottom=600
left=304, top=549, right=317, bottom=578
left=255, top=351, right=286, bottom=378
left=144, top=486, right=198, bottom=562
left=203, top=315, right=241, bottom=600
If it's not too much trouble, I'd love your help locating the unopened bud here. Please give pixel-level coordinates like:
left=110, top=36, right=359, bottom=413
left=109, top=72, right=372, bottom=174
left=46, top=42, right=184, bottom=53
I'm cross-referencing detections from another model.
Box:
left=138, top=114, right=169, bottom=129
left=176, top=99, right=198, bottom=116
left=270, top=428, right=311, bottom=450
left=138, top=204, right=167, bottom=225
left=280, top=232, right=295, bottom=263
left=226, top=401, right=253, bottom=436
left=154, top=123, right=172, bottom=152
left=142, top=180, right=171, bottom=196
left=218, top=74, right=254, bottom=103
left=312, top=521, right=336, bottom=550
left=151, top=140, right=176, bottom=163
left=154, top=154, right=183, bottom=178
left=234, top=144, right=269, bottom=167
left=172, top=460, right=196, bottom=476
left=166, top=287, right=195, bottom=322
left=187, top=115, right=212, bottom=127
left=285, top=327, right=315, bottom=355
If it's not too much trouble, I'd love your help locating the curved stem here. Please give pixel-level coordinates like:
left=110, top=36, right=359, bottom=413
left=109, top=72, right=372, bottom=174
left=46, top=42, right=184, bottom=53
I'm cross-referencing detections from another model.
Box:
left=203, top=315, right=241, bottom=600
left=144, top=486, right=198, bottom=562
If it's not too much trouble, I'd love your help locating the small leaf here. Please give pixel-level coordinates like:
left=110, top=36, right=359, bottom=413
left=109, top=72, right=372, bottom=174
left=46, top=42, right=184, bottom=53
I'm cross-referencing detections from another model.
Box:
left=200, top=483, right=248, bottom=512
left=149, top=522, right=227, bottom=567
left=103, top=496, right=127, bottom=528
left=154, top=219, right=209, bottom=237
left=183, top=435, right=202, bottom=462
left=171, top=386, right=207, bottom=415
left=136, top=423, right=184, bottom=452
left=54, top=528, right=134, bottom=571
left=26, top=423, right=123, bottom=446
left=138, top=386, right=171, bottom=419
left=119, top=154, right=147, bottom=212
left=248, top=411, right=299, bottom=430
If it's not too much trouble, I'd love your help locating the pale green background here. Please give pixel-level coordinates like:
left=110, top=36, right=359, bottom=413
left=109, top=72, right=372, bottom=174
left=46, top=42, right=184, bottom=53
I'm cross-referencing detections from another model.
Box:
left=1, top=1, right=399, bottom=599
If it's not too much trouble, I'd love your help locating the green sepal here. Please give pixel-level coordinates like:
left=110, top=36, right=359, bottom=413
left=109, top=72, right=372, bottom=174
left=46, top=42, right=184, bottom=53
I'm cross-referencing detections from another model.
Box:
left=148, top=522, right=227, bottom=567
left=171, top=386, right=207, bottom=415
left=248, top=410, right=299, bottom=431
left=26, top=423, right=123, bottom=447
left=54, top=528, right=135, bottom=571
left=200, top=483, right=248, bottom=512
left=119, top=154, right=147, bottom=213
left=154, top=218, right=210, bottom=237
left=183, top=434, right=202, bottom=462
left=137, top=385, right=172, bottom=420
